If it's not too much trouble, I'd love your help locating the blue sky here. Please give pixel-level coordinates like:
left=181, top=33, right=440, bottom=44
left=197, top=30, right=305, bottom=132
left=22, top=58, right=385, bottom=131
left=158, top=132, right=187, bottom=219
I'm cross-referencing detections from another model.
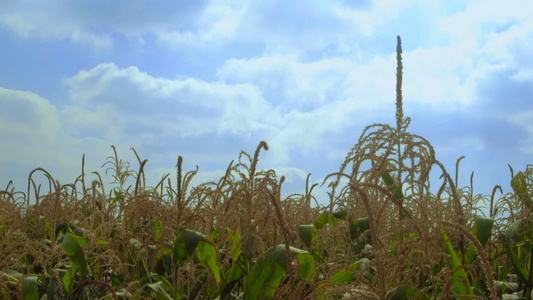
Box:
left=1, top=0, right=532, bottom=207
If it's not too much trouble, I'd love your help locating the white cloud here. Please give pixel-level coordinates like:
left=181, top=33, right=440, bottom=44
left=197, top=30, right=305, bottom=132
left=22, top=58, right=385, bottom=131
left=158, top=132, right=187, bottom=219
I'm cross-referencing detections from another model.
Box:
left=64, top=63, right=272, bottom=139
left=0, top=87, right=115, bottom=191
left=1, top=0, right=532, bottom=204
left=0, top=88, right=61, bottom=162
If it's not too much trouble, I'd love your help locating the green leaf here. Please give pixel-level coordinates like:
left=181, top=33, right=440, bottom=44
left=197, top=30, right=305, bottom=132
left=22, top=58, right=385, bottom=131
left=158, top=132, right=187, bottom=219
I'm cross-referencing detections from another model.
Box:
left=465, top=216, right=494, bottom=264
left=441, top=230, right=473, bottom=296
left=54, top=222, right=70, bottom=239
left=297, top=252, right=315, bottom=280
left=298, top=225, right=316, bottom=248
left=316, top=214, right=328, bottom=229
left=221, top=263, right=245, bottom=298
left=197, top=240, right=222, bottom=291
left=356, top=218, right=370, bottom=233
left=172, top=229, right=205, bottom=266
left=246, top=244, right=314, bottom=300
left=60, top=233, right=88, bottom=279
left=330, top=270, right=354, bottom=284
left=230, top=226, right=242, bottom=264
left=505, top=219, right=530, bottom=282
left=210, top=227, right=220, bottom=241
left=22, top=276, right=38, bottom=300
left=381, top=172, right=404, bottom=200
left=225, top=263, right=244, bottom=283
left=63, top=267, right=74, bottom=292
left=473, top=216, right=494, bottom=247
left=333, top=209, right=347, bottom=220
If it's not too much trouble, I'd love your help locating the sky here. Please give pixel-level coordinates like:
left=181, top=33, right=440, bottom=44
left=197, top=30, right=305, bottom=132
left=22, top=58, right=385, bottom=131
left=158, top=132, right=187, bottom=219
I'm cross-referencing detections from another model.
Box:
left=1, top=0, right=532, bottom=209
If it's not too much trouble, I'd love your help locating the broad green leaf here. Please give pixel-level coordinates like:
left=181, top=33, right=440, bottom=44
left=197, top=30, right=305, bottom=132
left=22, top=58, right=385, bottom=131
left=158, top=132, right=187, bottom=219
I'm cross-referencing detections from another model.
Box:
left=172, top=229, right=205, bottom=266
left=473, top=217, right=494, bottom=247
left=505, top=219, right=530, bottom=282
left=316, top=214, right=328, bottom=229
left=61, top=233, right=88, bottom=279
left=465, top=216, right=494, bottom=264
left=464, top=244, right=478, bottom=265
left=247, top=261, right=284, bottom=300
left=22, top=276, right=38, bottom=300
left=63, top=267, right=74, bottom=292
left=297, top=252, right=315, bottom=280
left=154, top=220, right=163, bottom=241
left=330, top=270, right=354, bottom=284
left=246, top=244, right=314, bottom=300
left=441, top=230, right=473, bottom=296
left=298, top=225, right=316, bottom=248
left=221, top=264, right=245, bottom=298
left=356, top=218, right=370, bottom=233
left=333, top=209, right=347, bottom=220
left=197, top=240, right=222, bottom=291
left=72, top=233, right=88, bottom=247
left=225, top=263, right=244, bottom=283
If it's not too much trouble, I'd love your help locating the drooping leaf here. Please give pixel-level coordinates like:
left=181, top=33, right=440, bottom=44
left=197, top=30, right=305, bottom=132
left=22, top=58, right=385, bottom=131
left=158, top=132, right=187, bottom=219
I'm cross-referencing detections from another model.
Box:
left=246, top=244, right=314, bottom=300
left=60, top=232, right=88, bottom=279
left=172, top=229, right=205, bottom=266
left=333, top=209, right=347, bottom=220
left=473, top=216, right=494, bottom=247
left=356, top=218, right=370, bottom=233
left=298, top=225, right=316, bottom=248
left=22, top=276, right=38, bottom=300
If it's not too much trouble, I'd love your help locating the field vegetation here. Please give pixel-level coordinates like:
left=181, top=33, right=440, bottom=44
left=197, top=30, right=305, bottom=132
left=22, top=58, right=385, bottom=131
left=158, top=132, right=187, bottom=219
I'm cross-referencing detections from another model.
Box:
left=1, top=37, right=533, bottom=299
